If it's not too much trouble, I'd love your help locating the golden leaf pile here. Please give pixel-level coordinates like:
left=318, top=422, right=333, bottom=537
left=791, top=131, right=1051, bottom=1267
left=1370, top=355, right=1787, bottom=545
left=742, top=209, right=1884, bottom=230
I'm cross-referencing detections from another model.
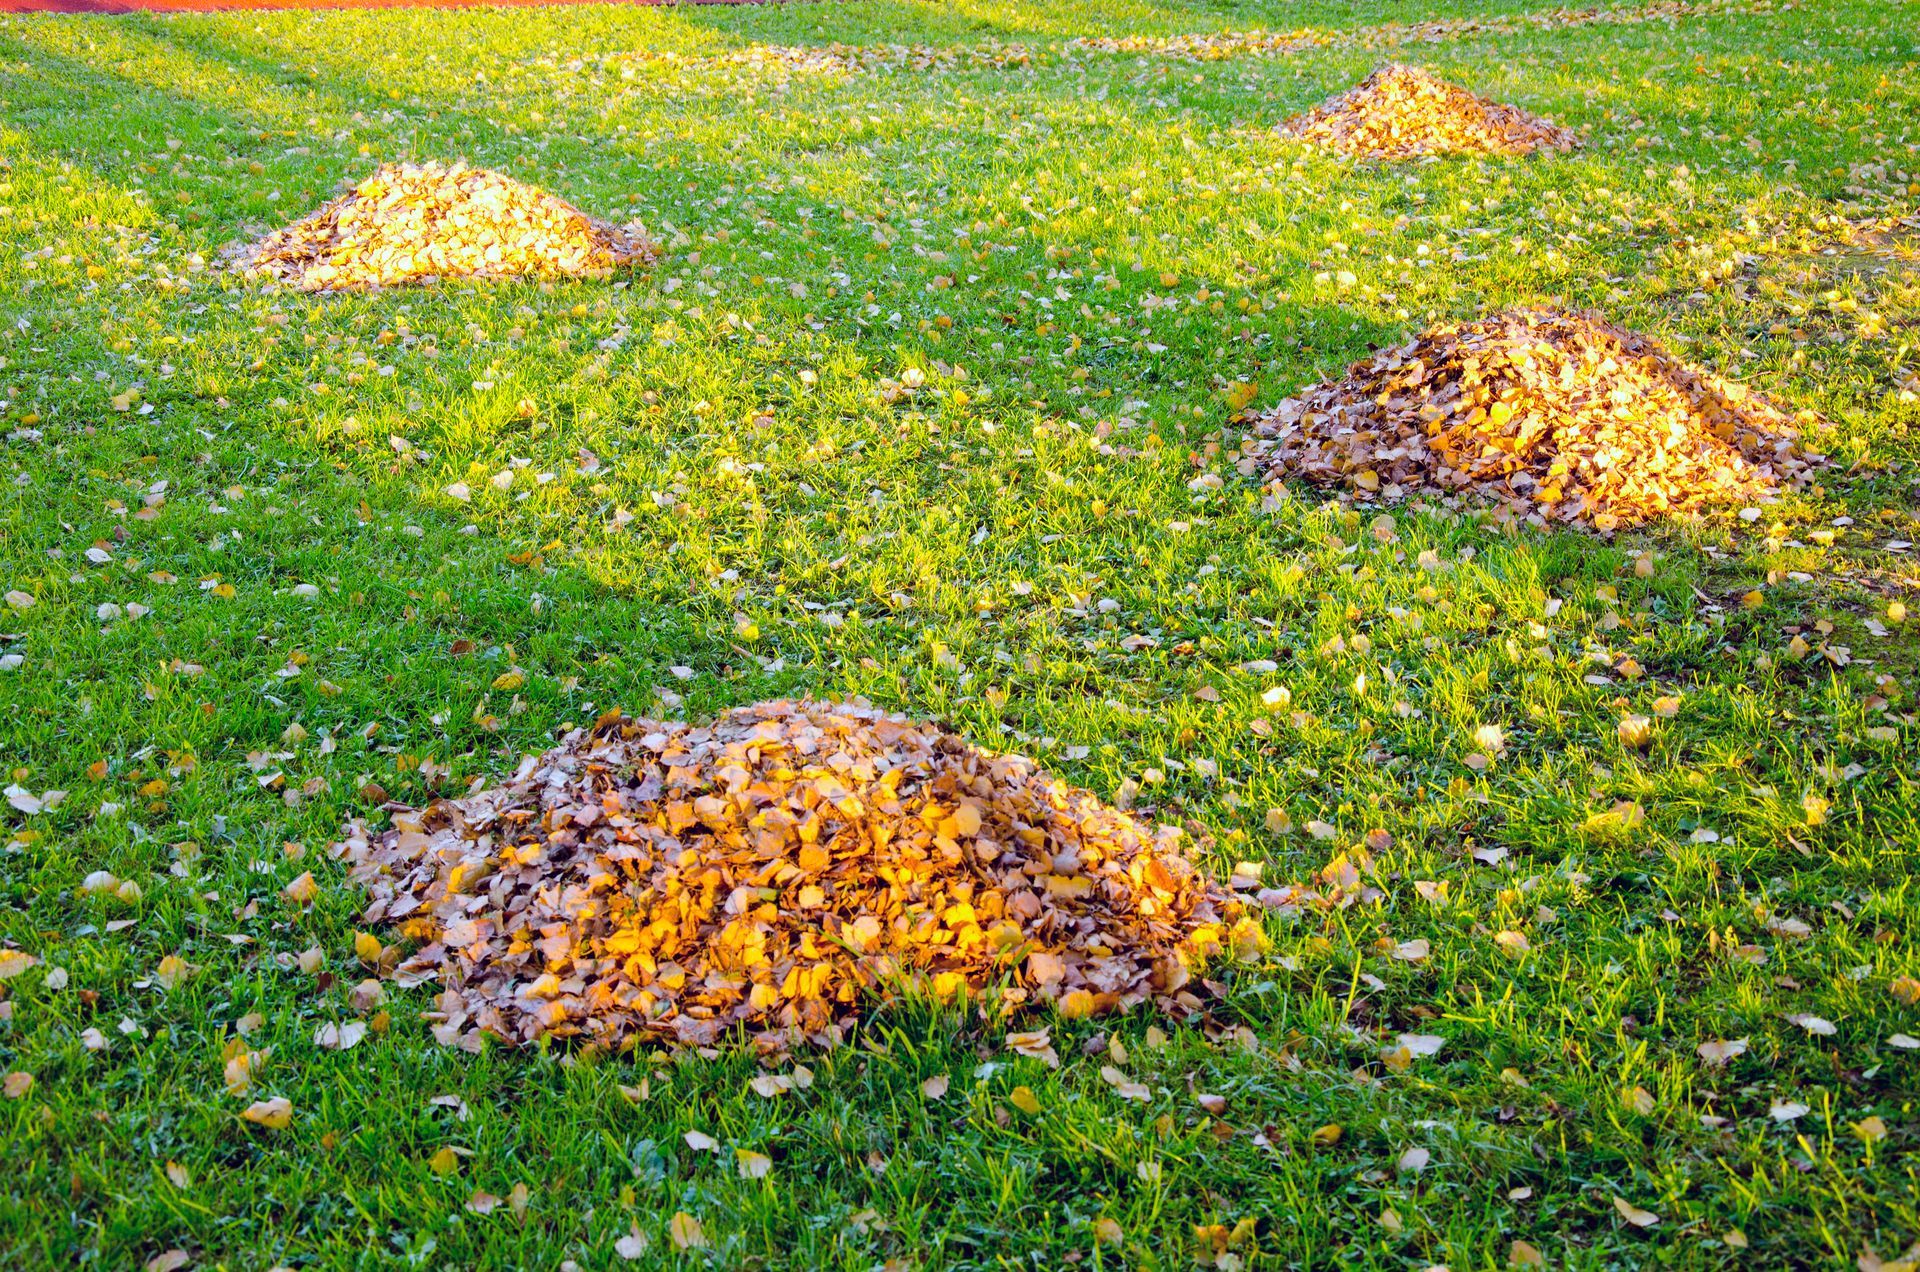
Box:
left=1067, top=0, right=1745, bottom=62
left=336, top=700, right=1261, bottom=1053
left=235, top=162, right=655, bottom=291
left=1246, top=307, right=1820, bottom=530
left=572, top=39, right=1032, bottom=86
left=1278, top=64, right=1580, bottom=159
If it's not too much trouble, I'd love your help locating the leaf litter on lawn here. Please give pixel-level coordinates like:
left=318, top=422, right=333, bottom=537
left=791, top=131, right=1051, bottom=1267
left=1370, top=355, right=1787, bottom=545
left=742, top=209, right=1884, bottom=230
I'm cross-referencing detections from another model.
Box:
left=1242, top=306, right=1822, bottom=530
left=336, top=700, right=1286, bottom=1055
left=1278, top=64, right=1580, bottom=160
left=232, top=161, right=656, bottom=291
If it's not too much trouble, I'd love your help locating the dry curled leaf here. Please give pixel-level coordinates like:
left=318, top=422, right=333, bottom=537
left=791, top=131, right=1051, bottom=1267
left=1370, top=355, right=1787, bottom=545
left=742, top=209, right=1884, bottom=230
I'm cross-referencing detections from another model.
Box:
left=1099, top=1065, right=1151, bottom=1102
left=241, top=1097, right=292, bottom=1129
left=669, top=1212, right=708, bottom=1250
left=614, top=1222, right=649, bottom=1260
left=1612, top=1196, right=1660, bottom=1228
left=314, top=1021, right=368, bottom=1051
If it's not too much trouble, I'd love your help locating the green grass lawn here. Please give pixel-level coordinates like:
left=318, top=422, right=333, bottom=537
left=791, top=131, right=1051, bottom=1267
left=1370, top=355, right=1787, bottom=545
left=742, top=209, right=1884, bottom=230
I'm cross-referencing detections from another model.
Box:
left=2, top=0, right=1919, bottom=1265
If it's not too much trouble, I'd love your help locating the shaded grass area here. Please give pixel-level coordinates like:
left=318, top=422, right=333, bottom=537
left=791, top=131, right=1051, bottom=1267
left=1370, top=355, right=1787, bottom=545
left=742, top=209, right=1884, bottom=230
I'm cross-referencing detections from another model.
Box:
left=1, top=0, right=1919, bottom=1266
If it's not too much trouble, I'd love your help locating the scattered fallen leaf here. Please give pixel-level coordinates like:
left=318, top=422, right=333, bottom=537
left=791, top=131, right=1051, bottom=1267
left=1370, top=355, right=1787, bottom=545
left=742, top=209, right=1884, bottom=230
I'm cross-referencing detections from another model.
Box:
left=669, top=1212, right=708, bottom=1250
left=1788, top=1013, right=1837, bottom=1037
left=241, top=1097, right=293, bottom=1129
left=1612, top=1197, right=1660, bottom=1228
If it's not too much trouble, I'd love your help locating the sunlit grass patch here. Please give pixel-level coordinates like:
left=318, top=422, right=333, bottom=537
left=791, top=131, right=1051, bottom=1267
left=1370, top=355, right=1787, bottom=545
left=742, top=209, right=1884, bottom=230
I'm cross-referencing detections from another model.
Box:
left=1, top=0, right=1918, bottom=1267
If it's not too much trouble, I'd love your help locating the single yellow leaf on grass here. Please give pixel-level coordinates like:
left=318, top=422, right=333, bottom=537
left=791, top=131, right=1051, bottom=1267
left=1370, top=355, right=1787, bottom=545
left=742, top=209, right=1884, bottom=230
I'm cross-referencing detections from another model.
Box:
left=669, top=1212, right=708, bottom=1250
left=1509, top=1240, right=1545, bottom=1267
left=222, top=1053, right=254, bottom=1095
left=736, top=1148, right=773, bottom=1179
left=1616, top=715, right=1653, bottom=749
left=242, top=1097, right=292, bottom=1129
left=282, top=872, right=317, bottom=906
left=1311, top=1124, right=1342, bottom=1147
left=1093, top=1217, right=1123, bottom=1246
left=428, top=1146, right=459, bottom=1176
left=154, top=955, right=190, bottom=989
left=1009, top=1085, right=1041, bottom=1115
left=1612, top=1196, right=1659, bottom=1227
left=354, top=932, right=384, bottom=963
left=0, top=951, right=40, bottom=980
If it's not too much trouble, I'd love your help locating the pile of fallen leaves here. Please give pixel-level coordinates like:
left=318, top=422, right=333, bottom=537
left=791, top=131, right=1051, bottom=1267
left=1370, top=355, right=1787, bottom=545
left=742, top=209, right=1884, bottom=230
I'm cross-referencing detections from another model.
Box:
left=336, top=700, right=1268, bottom=1053
left=1278, top=64, right=1580, bottom=159
left=1244, top=307, right=1820, bottom=530
left=1066, top=0, right=1734, bottom=62
left=235, top=162, right=655, bottom=291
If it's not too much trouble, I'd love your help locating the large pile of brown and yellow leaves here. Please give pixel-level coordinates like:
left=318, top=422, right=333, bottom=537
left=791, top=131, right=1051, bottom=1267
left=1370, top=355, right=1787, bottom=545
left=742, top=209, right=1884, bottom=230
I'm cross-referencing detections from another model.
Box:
left=235, top=162, right=655, bottom=291
left=1278, top=64, right=1580, bottom=159
left=336, top=700, right=1267, bottom=1054
left=1244, top=307, right=1821, bottom=530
